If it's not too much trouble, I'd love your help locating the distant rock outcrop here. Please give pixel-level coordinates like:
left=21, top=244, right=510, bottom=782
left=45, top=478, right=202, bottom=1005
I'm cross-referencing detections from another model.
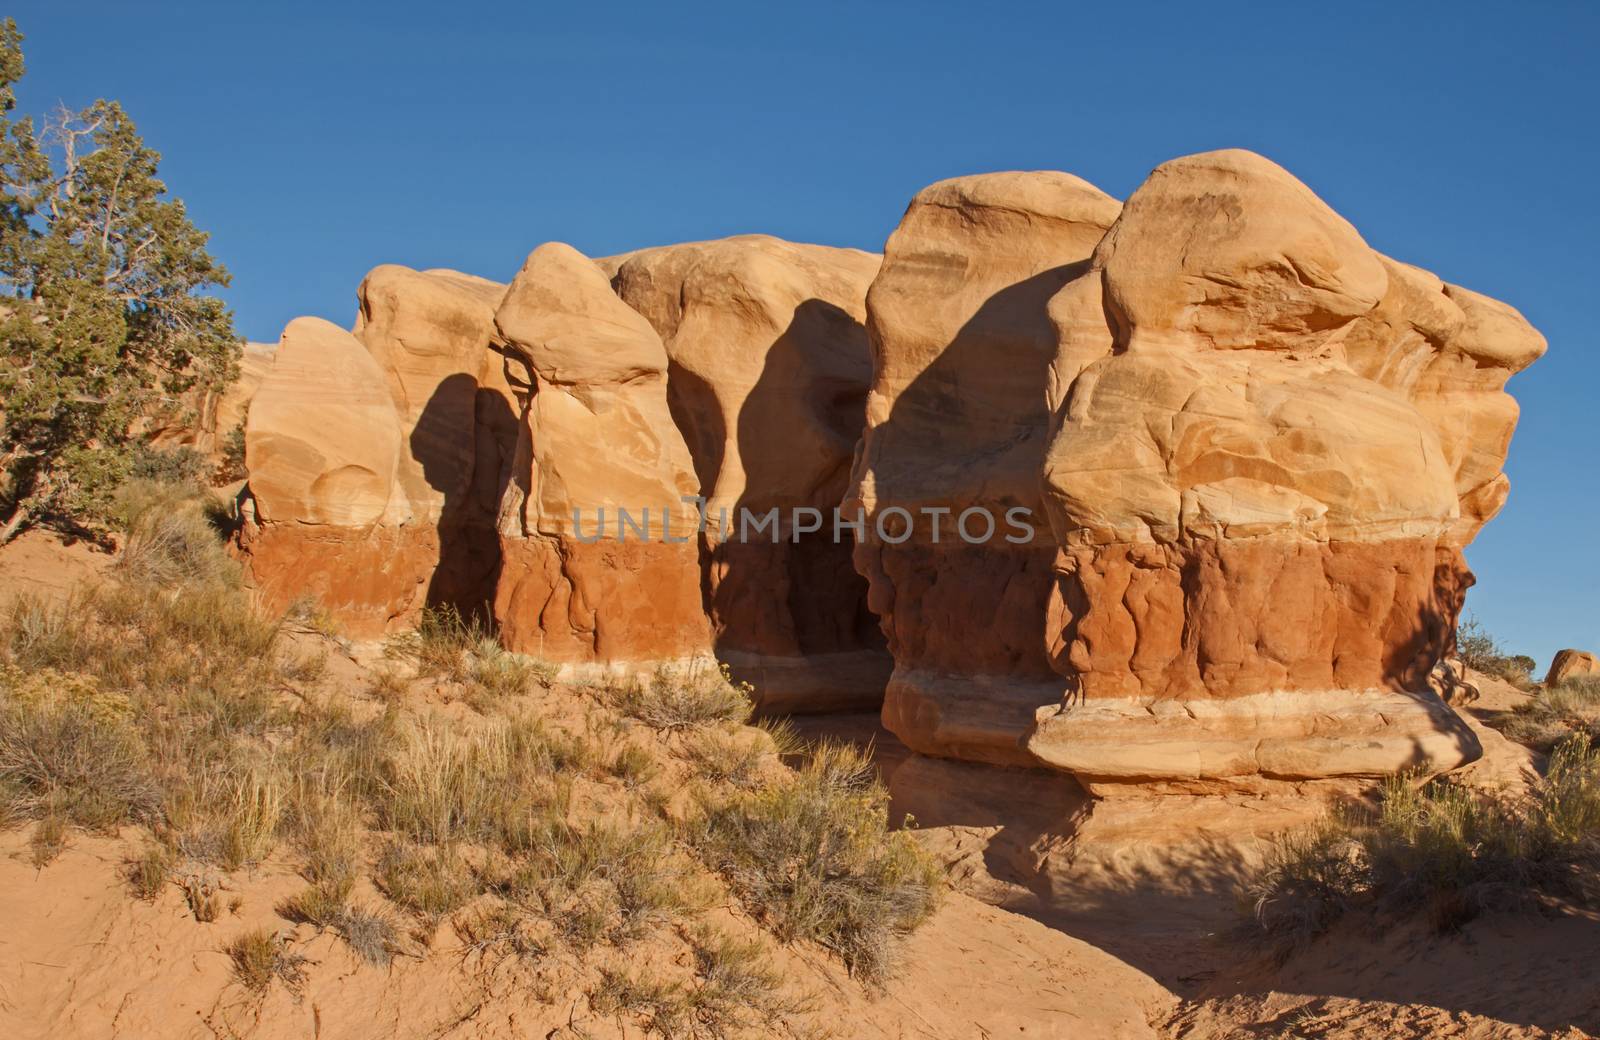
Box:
left=1548, top=649, right=1600, bottom=686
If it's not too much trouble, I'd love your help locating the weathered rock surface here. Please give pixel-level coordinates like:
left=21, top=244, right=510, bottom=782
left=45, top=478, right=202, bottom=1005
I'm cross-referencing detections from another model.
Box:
left=489, top=242, right=709, bottom=663
left=844, top=171, right=1123, bottom=763
left=244, top=316, right=404, bottom=528
left=1024, top=150, right=1542, bottom=790
left=844, top=151, right=1541, bottom=789
left=1547, top=649, right=1600, bottom=686
left=239, top=267, right=511, bottom=633
left=608, top=235, right=890, bottom=710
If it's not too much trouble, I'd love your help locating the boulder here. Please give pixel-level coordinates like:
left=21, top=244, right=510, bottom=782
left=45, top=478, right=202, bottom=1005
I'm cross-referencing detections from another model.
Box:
left=1027, top=150, right=1542, bottom=792
left=1548, top=649, right=1600, bottom=686
left=489, top=242, right=709, bottom=664
left=844, top=171, right=1122, bottom=763
left=608, top=235, right=890, bottom=711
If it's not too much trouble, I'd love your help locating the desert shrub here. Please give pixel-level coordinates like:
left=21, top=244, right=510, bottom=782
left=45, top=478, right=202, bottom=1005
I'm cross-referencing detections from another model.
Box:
left=695, top=741, right=942, bottom=986
left=217, top=422, right=248, bottom=484
left=375, top=841, right=477, bottom=919
left=129, top=842, right=175, bottom=900
left=592, top=966, right=692, bottom=1036
left=226, top=929, right=308, bottom=995
left=605, top=742, right=659, bottom=789
left=366, top=666, right=409, bottom=704
left=1498, top=677, right=1600, bottom=751
left=114, top=481, right=239, bottom=590
left=385, top=605, right=483, bottom=682
left=465, top=640, right=558, bottom=707
left=281, top=881, right=396, bottom=966
left=338, top=904, right=399, bottom=966
left=608, top=662, right=753, bottom=732
left=1456, top=615, right=1536, bottom=690
left=0, top=667, right=161, bottom=829
left=685, top=729, right=768, bottom=790
left=1244, top=737, right=1600, bottom=955
left=454, top=900, right=549, bottom=960
left=686, top=926, right=807, bottom=1035
left=515, top=817, right=698, bottom=949
left=128, top=446, right=211, bottom=488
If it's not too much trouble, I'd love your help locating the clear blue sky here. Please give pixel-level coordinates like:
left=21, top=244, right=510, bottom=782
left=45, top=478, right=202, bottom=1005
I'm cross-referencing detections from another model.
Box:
left=10, top=1, right=1596, bottom=671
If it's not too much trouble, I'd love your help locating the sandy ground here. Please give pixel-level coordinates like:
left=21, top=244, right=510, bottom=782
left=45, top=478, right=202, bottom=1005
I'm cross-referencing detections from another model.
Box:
left=1, top=528, right=1594, bottom=1039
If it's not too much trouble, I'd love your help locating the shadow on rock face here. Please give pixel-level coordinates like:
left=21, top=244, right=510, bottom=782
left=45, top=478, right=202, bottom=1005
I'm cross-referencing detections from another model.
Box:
left=411, top=372, right=519, bottom=627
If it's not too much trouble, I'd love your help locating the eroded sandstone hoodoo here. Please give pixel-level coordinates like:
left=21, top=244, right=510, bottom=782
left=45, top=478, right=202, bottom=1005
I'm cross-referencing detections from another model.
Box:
left=238, top=266, right=511, bottom=634
left=488, top=243, right=709, bottom=664
left=1022, top=150, right=1544, bottom=791
left=235, top=151, right=1541, bottom=794
left=844, top=172, right=1123, bottom=764
left=608, top=235, right=890, bottom=711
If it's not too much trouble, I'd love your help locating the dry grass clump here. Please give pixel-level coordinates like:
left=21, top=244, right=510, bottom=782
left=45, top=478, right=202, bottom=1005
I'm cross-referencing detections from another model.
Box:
left=30, top=811, right=67, bottom=866
left=114, top=480, right=239, bottom=590
left=501, top=817, right=702, bottom=950
left=225, top=929, right=308, bottom=996
left=375, top=712, right=579, bottom=846
left=337, top=904, right=400, bottom=966
left=685, top=729, right=769, bottom=790
left=385, top=606, right=559, bottom=710
left=281, top=881, right=398, bottom=966
left=1497, top=677, right=1600, bottom=751
left=694, top=741, right=943, bottom=986
left=604, top=741, right=660, bottom=789
left=0, top=664, right=162, bottom=830
left=386, top=604, right=483, bottom=682
left=129, top=842, right=175, bottom=899
left=1245, top=734, right=1600, bottom=956
left=376, top=841, right=477, bottom=920
left=592, top=927, right=805, bottom=1038
left=607, top=662, right=753, bottom=732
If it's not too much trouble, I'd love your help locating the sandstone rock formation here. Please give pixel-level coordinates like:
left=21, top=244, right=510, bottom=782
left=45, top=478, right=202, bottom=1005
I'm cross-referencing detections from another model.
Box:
left=1547, top=649, right=1600, bottom=686
left=608, top=235, right=889, bottom=710
left=489, top=242, right=709, bottom=663
left=234, top=150, right=1542, bottom=793
left=844, top=172, right=1123, bottom=764
left=238, top=266, right=511, bottom=634
left=847, top=151, right=1541, bottom=789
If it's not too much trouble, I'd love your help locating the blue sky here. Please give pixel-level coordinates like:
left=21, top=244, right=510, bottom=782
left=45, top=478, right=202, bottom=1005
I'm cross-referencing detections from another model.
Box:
left=9, top=1, right=1596, bottom=670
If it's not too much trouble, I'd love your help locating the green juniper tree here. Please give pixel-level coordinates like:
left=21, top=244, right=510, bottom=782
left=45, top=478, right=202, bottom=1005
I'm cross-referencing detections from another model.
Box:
left=0, top=18, right=237, bottom=544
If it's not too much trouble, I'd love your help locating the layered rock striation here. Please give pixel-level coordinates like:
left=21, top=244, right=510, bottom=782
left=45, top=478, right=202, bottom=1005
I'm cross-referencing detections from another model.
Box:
left=1029, top=151, right=1539, bottom=790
